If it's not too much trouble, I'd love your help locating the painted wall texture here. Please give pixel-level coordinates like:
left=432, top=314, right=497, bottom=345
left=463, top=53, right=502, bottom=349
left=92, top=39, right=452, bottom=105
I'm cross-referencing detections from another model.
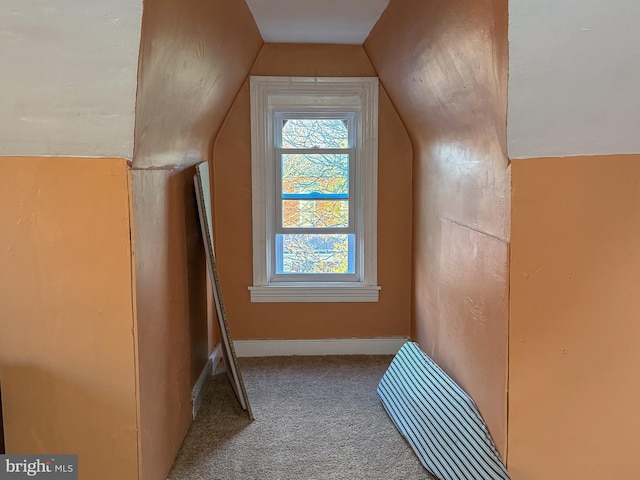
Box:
left=131, top=1, right=262, bottom=478
left=134, top=0, right=263, bottom=168
left=508, top=0, right=640, bottom=158
left=365, top=0, right=510, bottom=457
left=213, top=44, right=413, bottom=341
left=0, top=157, right=138, bottom=479
left=130, top=167, right=210, bottom=480
left=509, top=154, right=640, bottom=479
left=0, top=1, right=141, bottom=158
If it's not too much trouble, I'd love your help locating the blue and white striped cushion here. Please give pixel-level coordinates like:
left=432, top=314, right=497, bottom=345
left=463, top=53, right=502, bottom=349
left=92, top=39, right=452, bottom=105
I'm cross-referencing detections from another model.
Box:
left=378, top=342, right=510, bottom=480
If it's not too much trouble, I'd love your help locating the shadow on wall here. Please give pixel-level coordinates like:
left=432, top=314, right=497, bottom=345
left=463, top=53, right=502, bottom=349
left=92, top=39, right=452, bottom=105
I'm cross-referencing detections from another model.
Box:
left=168, top=166, right=209, bottom=386
left=1, top=385, right=4, bottom=453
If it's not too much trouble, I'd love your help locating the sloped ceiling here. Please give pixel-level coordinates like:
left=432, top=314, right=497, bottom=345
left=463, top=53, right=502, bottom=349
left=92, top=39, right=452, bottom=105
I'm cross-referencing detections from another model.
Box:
left=245, top=0, right=389, bottom=45
left=249, top=0, right=640, bottom=160
left=134, top=0, right=262, bottom=168
left=2, top=0, right=637, bottom=161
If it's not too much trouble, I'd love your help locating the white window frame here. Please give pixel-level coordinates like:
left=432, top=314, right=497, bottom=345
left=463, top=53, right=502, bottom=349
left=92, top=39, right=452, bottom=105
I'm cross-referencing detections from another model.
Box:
left=248, top=76, right=380, bottom=303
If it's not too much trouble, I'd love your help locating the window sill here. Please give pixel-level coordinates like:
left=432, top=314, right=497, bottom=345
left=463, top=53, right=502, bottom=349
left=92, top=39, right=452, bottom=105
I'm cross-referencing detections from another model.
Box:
left=248, top=284, right=381, bottom=303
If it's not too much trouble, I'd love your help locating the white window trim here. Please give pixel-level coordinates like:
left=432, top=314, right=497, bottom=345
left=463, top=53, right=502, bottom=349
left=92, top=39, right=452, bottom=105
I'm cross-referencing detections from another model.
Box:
left=249, top=76, right=380, bottom=303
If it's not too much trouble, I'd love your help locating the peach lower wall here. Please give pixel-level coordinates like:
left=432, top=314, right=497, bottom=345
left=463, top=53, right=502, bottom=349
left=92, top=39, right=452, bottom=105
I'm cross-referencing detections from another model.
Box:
left=131, top=166, right=208, bottom=480
left=132, top=0, right=262, bottom=476
left=509, top=155, right=640, bottom=479
left=212, top=44, right=413, bottom=340
left=365, top=0, right=509, bottom=457
left=0, top=156, right=139, bottom=479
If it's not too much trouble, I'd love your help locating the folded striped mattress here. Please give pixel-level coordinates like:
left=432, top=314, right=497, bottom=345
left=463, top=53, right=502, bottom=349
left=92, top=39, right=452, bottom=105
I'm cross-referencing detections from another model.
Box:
left=378, top=342, right=510, bottom=480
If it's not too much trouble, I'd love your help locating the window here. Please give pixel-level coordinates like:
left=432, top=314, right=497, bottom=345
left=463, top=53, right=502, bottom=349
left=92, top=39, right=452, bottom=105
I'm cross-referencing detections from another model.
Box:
left=249, top=76, right=380, bottom=302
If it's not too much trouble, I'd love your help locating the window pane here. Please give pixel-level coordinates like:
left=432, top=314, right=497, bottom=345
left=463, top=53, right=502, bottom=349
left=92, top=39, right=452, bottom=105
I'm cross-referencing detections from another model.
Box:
left=281, top=119, right=348, bottom=148
left=283, top=200, right=348, bottom=228
left=282, top=154, right=348, bottom=195
left=277, top=234, right=355, bottom=274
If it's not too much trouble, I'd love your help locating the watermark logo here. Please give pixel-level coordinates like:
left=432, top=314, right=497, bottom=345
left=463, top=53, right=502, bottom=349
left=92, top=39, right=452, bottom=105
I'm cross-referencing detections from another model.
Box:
left=0, top=455, right=77, bottom=479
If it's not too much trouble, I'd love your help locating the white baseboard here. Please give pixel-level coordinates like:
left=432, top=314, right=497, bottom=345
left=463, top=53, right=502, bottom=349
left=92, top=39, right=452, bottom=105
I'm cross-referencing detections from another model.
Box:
left=233, top=337, right=409, bottom=357
left=191, top=344, right=222, bottom=419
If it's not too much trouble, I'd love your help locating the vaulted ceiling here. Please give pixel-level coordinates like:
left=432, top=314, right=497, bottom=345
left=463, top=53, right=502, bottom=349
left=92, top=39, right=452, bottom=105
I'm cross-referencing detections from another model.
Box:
left=1, top=0, right=638, bottom=160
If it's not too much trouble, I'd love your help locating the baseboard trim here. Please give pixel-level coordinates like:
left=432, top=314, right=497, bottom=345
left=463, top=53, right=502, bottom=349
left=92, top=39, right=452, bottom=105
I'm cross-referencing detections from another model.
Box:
left=233, top=337, right=409, bottom=357
left=191, top=344, right=222, bottom=419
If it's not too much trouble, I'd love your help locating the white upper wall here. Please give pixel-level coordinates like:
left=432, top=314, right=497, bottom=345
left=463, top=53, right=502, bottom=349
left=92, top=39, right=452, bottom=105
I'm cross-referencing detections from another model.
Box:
left=0, top=0, right=142, bottom=159
left=245, top=0, right=389, bottom=45
left=508, top=0, right=640, bottom=159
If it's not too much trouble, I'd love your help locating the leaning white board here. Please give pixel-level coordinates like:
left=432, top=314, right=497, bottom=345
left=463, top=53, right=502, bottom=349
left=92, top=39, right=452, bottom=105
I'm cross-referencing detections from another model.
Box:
left=194, top=162, right=253, bottom=420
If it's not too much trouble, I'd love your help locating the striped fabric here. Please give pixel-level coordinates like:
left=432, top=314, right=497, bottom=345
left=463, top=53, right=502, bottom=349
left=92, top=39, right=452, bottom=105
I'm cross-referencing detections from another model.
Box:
left=378, top=342, right=510, bottom=480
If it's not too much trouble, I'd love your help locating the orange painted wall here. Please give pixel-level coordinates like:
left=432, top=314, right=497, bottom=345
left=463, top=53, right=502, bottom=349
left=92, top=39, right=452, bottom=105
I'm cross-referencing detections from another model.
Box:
left=365, top=0, right=510, bottom=457
left=213, top=44, right=413, bottom=340
left=509, top=154, right=640, bottom=479
left=134, top=0, right=263, bottom=169
left=0, top=157, right=138, bottom=480
left=132, top=2, right=262, bottom=478
left=130, top=166, right=209, bottom=480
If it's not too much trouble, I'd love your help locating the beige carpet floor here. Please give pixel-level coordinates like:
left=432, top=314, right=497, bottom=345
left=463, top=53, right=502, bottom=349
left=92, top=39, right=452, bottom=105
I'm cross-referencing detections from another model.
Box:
left=167, top=355, right=435, bottom=480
